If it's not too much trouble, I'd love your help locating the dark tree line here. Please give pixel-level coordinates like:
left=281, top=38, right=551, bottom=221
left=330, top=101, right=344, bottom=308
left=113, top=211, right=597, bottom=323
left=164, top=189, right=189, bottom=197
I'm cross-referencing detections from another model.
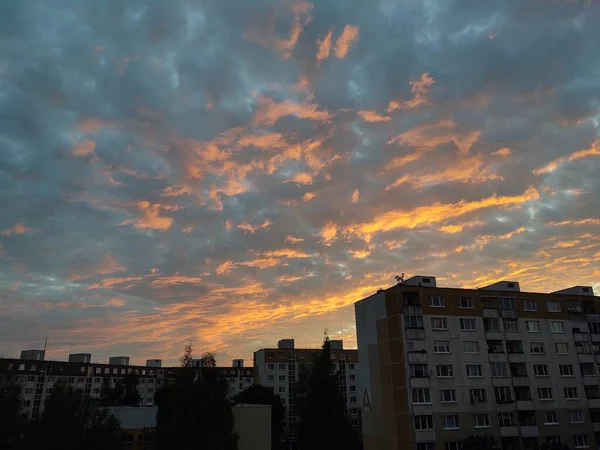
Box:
left=462, top=434, right=574, bottom=450
left=0, top=381, right=124, bottom=450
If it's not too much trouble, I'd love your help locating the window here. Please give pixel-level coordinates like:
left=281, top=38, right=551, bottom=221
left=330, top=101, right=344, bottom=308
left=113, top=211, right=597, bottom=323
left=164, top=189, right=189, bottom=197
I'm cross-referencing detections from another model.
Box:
left=564, top=387, right=579, bottom=400
left=431, top=317, right=448, bottom=330
left=574, top=435, right=589, bottom=448
left=499, top=297, right=515, bottom=310
left=278, top=364, right=286, bottom=370
left=484, top=317, right=501, bottom=331
left=495, top=386, right=512, bottom=403
left=350, top=396, right=357, bottom=403
left=417, top=443, right=436, bottom=450
left=429, top=296, right=445, bottom=307
left=267, top=363, right=274, bottom=370
left=460, top=318, right=476, bottom=331
left=439, top=389, right=456, bottom=403
left=490, top=363, right=507, bottom=377
left=348, top=364, right=355, bottom=370
left=414, top=415, right=434, bottom=431
left=436, top=364, right=453, bottom=378
left=547, top=301, right=561, bottom=312
left=498, top=412, right=515, bottom=427
left=434, top=341, right=450, bottom=354
left=278, top=375, right=286, bottom=381
left=503, top=319, right=518, bottom=332
left=349, top=374, right=356, bottom=381
left=530, top=342, right=545, bottom=354
left=559, top=364, right=574, bottom=377
left=466, top=364, right=482, bottom=378
left=463, top=341, right=480, bottom=354
left=443, top=414, right=459, bottom=429
left=526, top=321, right=540, bottom=332
left=534, top=364, right=548, bottom=376
left=538, top=387, right=553, bottom=400
left=445, top=443, right=461, bottom=450
left=458, top=296, right=473, bottom=308
left=570, top=411, right=584, bottom=423
left=470, top=388, right=487, bottom=403
left=349, top=385, right=357, bottom=392
left=550, top=321, right=564, bottom=333
left=405, top=315, right=424, bottom=328
left=555, top=343, right=569, bottom=354
left=474, top=413, right=490, bottom=428
left=412, top=388, right=431, bottom=404
left=410, top=364, right=429, bottom=378
left=544, top=411, right=558, bottom=424
left=278, top=386, right=286, bottom=393
left=523, top=300, right=537, bottom=311
left=590, top=322, right=600, bottom=333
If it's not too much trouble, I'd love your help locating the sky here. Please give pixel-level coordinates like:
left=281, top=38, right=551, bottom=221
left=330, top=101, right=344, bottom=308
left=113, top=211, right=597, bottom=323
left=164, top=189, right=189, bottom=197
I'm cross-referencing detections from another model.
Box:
left=1, top=0, right=600, bottom=366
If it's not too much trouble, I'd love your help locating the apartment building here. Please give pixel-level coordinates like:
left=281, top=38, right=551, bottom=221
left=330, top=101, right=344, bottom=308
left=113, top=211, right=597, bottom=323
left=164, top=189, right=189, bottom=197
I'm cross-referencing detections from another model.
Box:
left=355, top=275, right=600, bottom=450
left=0, top=356, right=180, bottom=418
left=254, top=339, right=360, bottom=443
left=192, top=359, right=254, bottom=400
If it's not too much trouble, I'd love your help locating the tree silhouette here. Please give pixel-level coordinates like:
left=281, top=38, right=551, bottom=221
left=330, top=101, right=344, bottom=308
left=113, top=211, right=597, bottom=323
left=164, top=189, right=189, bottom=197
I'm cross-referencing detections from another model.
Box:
left=540, top=438, right=571, bottom=450
left=294, top=334, right=361, bottom=450
left=0, top=381, right=26, bottom=450
left=235, top=385, right=285, bottom=449
left=461, top=435, right=499, bottom=450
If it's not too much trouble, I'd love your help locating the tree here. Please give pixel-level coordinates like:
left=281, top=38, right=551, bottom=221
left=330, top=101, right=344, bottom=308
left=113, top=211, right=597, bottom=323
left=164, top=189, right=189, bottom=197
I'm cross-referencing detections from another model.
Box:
left=29, top=382, right=124, bottom=450
left=155, top=347, right=238, bottom=450
left=99, top=374, right=140, bottom=407
left=0, top=382, right=26, bottom=450
left=294, top=334, right=361, bottom=450
left=541, top=438, right=571, bottom=450
left=235, top=385, right=285, bottom=449
left=461, top=435, right=499, bottom=450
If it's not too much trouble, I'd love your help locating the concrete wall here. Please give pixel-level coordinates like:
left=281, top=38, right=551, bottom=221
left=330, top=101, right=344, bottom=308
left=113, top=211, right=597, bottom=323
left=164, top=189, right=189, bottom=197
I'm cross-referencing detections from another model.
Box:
left=233, top=404, right=271, bottom=450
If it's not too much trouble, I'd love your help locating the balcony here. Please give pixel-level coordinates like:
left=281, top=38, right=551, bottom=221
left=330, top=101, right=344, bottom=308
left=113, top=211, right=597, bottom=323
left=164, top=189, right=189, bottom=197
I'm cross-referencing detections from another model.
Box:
left=482, top=308, right=499, bottom=318
left=521, top=425, right=539, bottom=437
left=512, top=376, right=530, bottom=386
left=485, top=331, right=503, bottom=341
left=594, top=422, right=600, bottom=432
left=588, top=398, right=600, bottom=409
left=508, top=353, right=526, bottom=363
left=500, top=426, right=519, bottom=437
left=583, top=376, right=598, bottom=385
left=577, top=353, right=595, bottom=363
left=591, top=333, right=600, bottom=343
left=516, top=400, right=534, bottom=410
left=500, top=309, right=517, bottom=319
left=574, top=332, right=591, bottom=342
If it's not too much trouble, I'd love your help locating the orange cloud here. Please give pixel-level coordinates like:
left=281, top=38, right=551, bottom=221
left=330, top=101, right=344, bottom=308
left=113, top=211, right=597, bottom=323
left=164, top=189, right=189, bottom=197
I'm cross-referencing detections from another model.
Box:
left=252, top=96, right=331, bottom=127
left=120, top=201, right=174, bottom=231
left=0, top=223, right=31, bottom=236
left=346, top=187, right=539, bottom=240
left=97, top=254, right=126, bottom=275
left=244, top=2, right=313, bottom=59
left=320, top=221, right=338, bottom=245
left=150, top=276, right=204, bottom=288
left=387, top=73, right=435, bottom=112
left=285, top=172, right=313, bottom=185
left=302, top=192, right=317, bottom=201
left=107, top=297, right=126, bottom=307
left=72, top=139, right=96, bottom=157
left=438, top=220, right=485, bottom=234
left=491, top=147, right=513, bottom=157
left=87, top=276, right=147, bottom=290
left=216, top=260, right=235, bottom=275
left=76, top=117, right=116, bottom=134
left=334, top=25, right=360, bottom=59
left=532, top=139, right=600, bottom=175
left=260, top=249, right=312, bottom=259
left=358, top=110, right=392, bottom=123
left=547, top=218, right=600, bottom=226
left=316, top=29, right=333, bottom=62
left=237, top=219, right=272, bottom=234
left=348, top=249, right=370, bottom=259
left=237, top=133, right=287, bottom=150
left=352, top=189, right=360, bottom=203
left=276, top=275, right=304, bottom=283
left=285, top=235, right=304, bottom=243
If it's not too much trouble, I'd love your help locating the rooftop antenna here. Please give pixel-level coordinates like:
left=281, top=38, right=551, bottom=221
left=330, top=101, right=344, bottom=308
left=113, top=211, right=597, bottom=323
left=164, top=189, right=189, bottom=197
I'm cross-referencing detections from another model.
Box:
left=69, top=343, right=73, bottom=357
left=43, top=329, right=49, bottom=360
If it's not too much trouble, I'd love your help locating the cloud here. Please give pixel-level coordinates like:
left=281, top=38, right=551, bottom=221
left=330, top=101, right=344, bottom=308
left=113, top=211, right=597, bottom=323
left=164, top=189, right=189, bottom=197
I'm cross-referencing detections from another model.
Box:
left=316, top=30, right=333, bottom=62
left=334, top=25, right=360, bottom=59
left=120, top=202, right=174, bottom=231
left=0, top=223, right=31, bottom=236
left=2, top=0, right=600, bottom=365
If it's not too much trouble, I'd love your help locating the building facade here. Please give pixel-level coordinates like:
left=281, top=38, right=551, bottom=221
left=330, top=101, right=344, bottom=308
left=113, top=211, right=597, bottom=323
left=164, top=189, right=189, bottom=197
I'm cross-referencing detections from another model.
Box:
left=254, top=339, right=360, bottom=443
left=355, top=275, right=600, bottom=450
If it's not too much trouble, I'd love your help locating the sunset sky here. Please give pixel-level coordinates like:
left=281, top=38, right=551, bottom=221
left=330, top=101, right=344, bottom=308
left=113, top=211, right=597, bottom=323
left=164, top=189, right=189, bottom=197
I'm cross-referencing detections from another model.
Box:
left=1, top=0, right=599, bottom=366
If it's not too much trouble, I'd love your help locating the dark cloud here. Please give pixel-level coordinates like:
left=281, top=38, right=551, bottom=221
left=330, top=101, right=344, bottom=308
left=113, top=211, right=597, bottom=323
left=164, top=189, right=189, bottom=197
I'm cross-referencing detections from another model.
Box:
left=1, top=0, right=599, bottom=365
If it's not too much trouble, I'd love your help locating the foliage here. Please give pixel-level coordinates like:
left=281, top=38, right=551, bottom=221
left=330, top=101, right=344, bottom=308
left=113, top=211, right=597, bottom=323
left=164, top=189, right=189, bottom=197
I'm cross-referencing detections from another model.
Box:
left=235, top=384, right=285, bottom=449
left=461, top=435, right=499, bottom=450
left=99, top=374, right=141, bottom=406
left=28, top=382, right=124, bottom=450
left=155, top=347, right=238, bottom=450
left=541, top=438, right=571, bottom=450
left=294, top=334, right=361, bottom=450
left=0, top=381, right=26, bottom=450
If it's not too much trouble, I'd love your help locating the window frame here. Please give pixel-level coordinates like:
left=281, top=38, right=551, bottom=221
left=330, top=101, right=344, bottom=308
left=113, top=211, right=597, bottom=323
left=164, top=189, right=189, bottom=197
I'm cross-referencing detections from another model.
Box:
left=429, top=295, right=445, bottom=308
left=433, top=340, right=451, bottom=354
left=460, top=318, right=477, bottom=331
left=431, top=317, right=448, bottom=331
